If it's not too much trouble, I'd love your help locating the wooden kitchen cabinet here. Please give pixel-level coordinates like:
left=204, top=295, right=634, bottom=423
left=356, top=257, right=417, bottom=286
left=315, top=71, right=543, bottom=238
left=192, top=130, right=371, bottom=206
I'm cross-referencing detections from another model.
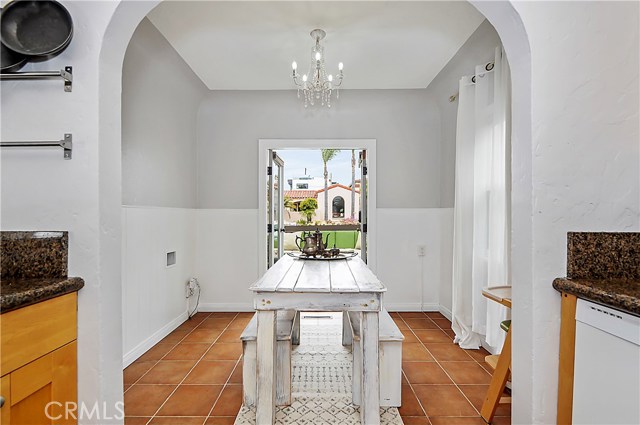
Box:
left=0, top=293, right=78, bottom=425
left=557, top=292, right=577, bottom=425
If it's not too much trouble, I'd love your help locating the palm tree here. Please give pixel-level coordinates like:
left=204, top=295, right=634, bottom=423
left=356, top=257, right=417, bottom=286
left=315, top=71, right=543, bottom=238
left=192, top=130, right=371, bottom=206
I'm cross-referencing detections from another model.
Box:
left=321, top=149, right=340, bottom=220
left=351, top=150, right=356, bottom=220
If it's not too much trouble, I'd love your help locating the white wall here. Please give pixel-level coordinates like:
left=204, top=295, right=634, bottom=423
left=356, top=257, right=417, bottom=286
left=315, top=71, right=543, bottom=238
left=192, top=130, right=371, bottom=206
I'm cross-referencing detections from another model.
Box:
left=120, top=17, right=208, bottom=365
left=122, top=18, right=206, bottom=208
left=121, top=206, right=196, bottom=366
left=509, top=3, right=639, bottom=423
left=197, top=89, right=442, bottom=209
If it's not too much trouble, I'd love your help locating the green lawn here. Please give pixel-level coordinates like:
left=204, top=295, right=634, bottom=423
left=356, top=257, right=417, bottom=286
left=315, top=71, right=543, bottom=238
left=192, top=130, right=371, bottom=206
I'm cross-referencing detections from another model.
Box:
left=276, top=230, right=359, bottom=250
left=323, top=231, right=359, bottom=249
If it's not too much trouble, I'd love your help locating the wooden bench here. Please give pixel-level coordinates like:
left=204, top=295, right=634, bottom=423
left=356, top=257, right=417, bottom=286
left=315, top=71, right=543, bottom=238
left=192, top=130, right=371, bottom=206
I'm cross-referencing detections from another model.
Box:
left=345, top=309, right=404, bottom=407
left=240, top=310, right=299, bottom=407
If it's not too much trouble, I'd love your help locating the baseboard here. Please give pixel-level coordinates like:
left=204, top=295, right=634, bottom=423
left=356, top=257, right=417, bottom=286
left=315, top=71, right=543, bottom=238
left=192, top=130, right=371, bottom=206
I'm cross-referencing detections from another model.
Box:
left=439, top=305, right=453, bottom=321
left=384, top=302, right=440, bottom=312
left=198, top=302, right=255, bottom=312
left=123, top=311, right=188, bottom=368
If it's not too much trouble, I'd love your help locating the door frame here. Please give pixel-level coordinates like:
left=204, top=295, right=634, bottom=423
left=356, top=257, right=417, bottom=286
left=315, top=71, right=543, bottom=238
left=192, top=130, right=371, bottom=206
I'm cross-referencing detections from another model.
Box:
left=258, top=139, right=377, bottom=275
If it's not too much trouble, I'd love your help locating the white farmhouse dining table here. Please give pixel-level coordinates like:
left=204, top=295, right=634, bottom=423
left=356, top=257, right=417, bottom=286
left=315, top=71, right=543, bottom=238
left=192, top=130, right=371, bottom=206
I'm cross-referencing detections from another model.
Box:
left=249, top=254, right=387, bottom=425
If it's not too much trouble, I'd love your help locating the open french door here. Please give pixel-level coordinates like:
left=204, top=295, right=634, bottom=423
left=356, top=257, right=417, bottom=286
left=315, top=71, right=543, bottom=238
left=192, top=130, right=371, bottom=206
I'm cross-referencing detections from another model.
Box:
left=359, top=150, right=368, bottom=263
left=267, top=150, right=284, bottom=268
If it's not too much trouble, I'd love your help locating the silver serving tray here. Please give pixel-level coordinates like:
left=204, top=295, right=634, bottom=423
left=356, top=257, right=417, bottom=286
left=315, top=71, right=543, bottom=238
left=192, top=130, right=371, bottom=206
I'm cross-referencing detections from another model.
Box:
left=287, top=251, right=358, bottom=261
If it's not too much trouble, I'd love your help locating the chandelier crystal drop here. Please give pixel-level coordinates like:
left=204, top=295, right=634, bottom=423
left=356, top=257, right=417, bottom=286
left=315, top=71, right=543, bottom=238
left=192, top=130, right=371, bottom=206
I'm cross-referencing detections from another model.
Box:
left=291, top=29, right=343, bottom=108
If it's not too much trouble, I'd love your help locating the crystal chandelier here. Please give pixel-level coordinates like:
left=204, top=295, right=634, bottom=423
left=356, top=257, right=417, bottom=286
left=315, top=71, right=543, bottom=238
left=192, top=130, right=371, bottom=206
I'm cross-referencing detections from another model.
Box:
left=291, top=29, right=344, bottom=108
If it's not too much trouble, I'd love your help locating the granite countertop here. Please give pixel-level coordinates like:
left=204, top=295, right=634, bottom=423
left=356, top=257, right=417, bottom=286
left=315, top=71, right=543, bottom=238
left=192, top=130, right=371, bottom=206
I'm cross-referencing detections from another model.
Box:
left=1, top=277, right=85, bottom=313
left=1, top=231, right=68, bottom=279
left=553, top=277, right=640, bottom=316
left=1, top=231, right=84, bottom=313
left=553, top=232, right=640, bottom=316
left=0, top=277, right=84, bottom=313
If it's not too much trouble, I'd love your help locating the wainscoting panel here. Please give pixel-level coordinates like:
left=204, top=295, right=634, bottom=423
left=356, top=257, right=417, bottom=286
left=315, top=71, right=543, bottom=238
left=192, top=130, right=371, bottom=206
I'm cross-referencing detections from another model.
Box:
left=376, top=208, right=454, bottom=312
left=122, top=206, right=196, bottom=366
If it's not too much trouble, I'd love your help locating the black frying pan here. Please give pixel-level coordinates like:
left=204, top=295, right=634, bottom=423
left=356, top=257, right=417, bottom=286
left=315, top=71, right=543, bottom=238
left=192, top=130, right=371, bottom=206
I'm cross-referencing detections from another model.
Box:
left=1, top=0, right=73, bottom=60
left=1, top=42, right=27, bottom=72
left=0, top=8, right=27, bottom=72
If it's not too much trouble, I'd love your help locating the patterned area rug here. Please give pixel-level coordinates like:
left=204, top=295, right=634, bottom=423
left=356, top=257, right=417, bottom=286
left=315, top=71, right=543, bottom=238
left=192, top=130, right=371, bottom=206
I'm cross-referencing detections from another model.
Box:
left=234, top=313, right=404, bottom=424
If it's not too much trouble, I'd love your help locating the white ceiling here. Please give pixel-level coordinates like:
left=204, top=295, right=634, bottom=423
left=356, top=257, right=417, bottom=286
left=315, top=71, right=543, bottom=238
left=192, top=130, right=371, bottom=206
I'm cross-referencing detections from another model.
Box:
left=147, top=1, right=485, bottom=90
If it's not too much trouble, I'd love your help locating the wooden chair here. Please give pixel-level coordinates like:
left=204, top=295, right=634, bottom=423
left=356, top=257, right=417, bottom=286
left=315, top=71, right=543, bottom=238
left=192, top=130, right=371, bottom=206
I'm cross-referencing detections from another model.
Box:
left=481, top=287, right=512, bottom=424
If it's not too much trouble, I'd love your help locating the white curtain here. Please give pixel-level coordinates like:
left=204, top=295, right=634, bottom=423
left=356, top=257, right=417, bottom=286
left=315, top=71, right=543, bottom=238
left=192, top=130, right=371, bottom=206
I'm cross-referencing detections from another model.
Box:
left=451, top=47, right=511, bottom=352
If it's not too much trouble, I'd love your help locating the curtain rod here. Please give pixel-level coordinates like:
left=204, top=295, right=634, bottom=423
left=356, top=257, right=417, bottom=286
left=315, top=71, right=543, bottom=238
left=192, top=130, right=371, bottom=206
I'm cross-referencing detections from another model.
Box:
left=449, top=61, right=495, bottom=102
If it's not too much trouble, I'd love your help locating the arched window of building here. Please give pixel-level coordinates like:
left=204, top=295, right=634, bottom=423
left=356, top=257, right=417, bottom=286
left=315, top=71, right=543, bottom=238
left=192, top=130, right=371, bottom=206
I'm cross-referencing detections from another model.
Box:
left=332, top=196, right=345, bottom=218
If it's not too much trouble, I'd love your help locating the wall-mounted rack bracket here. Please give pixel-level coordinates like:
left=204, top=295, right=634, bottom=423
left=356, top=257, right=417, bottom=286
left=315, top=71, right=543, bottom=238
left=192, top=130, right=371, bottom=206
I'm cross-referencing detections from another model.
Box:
left=0, top=66, right=73, bottom=92
left=1, top=133, right=73, bottom=159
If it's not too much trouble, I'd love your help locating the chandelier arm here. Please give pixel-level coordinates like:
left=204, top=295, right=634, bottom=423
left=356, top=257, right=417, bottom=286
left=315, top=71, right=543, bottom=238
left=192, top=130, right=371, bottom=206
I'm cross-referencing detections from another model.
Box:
left=292, top=75, right=305, bottom=88
left=322, top=77, right=339, bottom=88
left=331, top=77, right=344, bottom=88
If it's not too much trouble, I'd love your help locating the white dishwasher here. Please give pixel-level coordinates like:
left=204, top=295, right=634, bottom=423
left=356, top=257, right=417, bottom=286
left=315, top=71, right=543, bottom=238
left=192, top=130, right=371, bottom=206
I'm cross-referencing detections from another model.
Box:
left=572, top=298, right=640, bottom=425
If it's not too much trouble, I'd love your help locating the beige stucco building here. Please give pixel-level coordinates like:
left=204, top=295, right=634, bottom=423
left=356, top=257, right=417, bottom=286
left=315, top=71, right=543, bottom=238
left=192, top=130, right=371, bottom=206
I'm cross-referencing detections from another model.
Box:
left=285, top=184, right=360, bottom=222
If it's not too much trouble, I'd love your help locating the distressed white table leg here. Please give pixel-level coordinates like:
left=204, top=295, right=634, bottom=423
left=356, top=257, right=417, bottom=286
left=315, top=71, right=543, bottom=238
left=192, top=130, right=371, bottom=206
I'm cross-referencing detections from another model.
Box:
left=256, top=310, right=277, bottom=425
left=292, top=310, right=301, bottom=346
left=342, top=311, right=353, bottom=346
left=276, top=340, right=292, bottom=405
left=242, top=340, right=257, bottom=406
left=360, top=311, right=380, bottom=425
left=352, top=335, right=362, bottom=405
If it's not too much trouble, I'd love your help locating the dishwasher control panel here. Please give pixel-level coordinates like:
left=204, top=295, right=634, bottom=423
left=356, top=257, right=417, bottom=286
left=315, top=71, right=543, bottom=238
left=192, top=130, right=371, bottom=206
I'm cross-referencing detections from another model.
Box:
left=576, top=299, right=640, bottom=346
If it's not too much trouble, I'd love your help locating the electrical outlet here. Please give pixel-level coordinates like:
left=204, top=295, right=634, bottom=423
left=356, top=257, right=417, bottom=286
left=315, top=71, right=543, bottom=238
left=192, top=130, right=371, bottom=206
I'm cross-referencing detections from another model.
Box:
left=417, top=245, right=426, bottom=257
left=188, top=278, right=197, bottom=290
left=186, top=278, right=198, bottom=298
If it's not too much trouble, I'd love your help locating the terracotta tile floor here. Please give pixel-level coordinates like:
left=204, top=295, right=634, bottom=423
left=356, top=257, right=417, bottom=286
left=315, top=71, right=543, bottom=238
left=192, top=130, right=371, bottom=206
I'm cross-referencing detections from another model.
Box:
left=392, top=311, right=511, bottom=425
left=123, top=311, right=510, bottom=424
left=123, top=312, right=248, bottom=425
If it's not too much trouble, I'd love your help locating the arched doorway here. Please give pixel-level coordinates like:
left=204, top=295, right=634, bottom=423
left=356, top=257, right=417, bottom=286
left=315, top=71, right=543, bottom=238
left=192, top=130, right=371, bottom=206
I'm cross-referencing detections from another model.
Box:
left=98, top=1, right=532, bottom=421
left=333, top=196, right=345, bottom=219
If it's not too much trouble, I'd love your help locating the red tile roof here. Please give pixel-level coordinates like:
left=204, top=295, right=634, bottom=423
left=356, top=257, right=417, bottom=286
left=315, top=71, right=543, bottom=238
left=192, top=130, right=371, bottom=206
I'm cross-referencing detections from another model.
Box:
left=285, top=184, right=360, bottom=201
left=284, top=190, right=318, bottom=200
left=314, top=183, right=360, bottom=194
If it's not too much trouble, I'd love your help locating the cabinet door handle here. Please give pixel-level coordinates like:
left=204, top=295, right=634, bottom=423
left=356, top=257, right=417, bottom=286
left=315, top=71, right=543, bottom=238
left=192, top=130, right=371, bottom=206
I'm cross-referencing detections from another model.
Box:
left=0, top=395, right=4, bottom=408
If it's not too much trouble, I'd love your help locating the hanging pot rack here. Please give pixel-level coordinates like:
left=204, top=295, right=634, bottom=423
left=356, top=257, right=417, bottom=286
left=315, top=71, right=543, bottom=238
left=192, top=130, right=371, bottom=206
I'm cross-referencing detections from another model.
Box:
left=0, top=66, right=73, bottom=92
left=1, top=133, right=73, bottom=159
